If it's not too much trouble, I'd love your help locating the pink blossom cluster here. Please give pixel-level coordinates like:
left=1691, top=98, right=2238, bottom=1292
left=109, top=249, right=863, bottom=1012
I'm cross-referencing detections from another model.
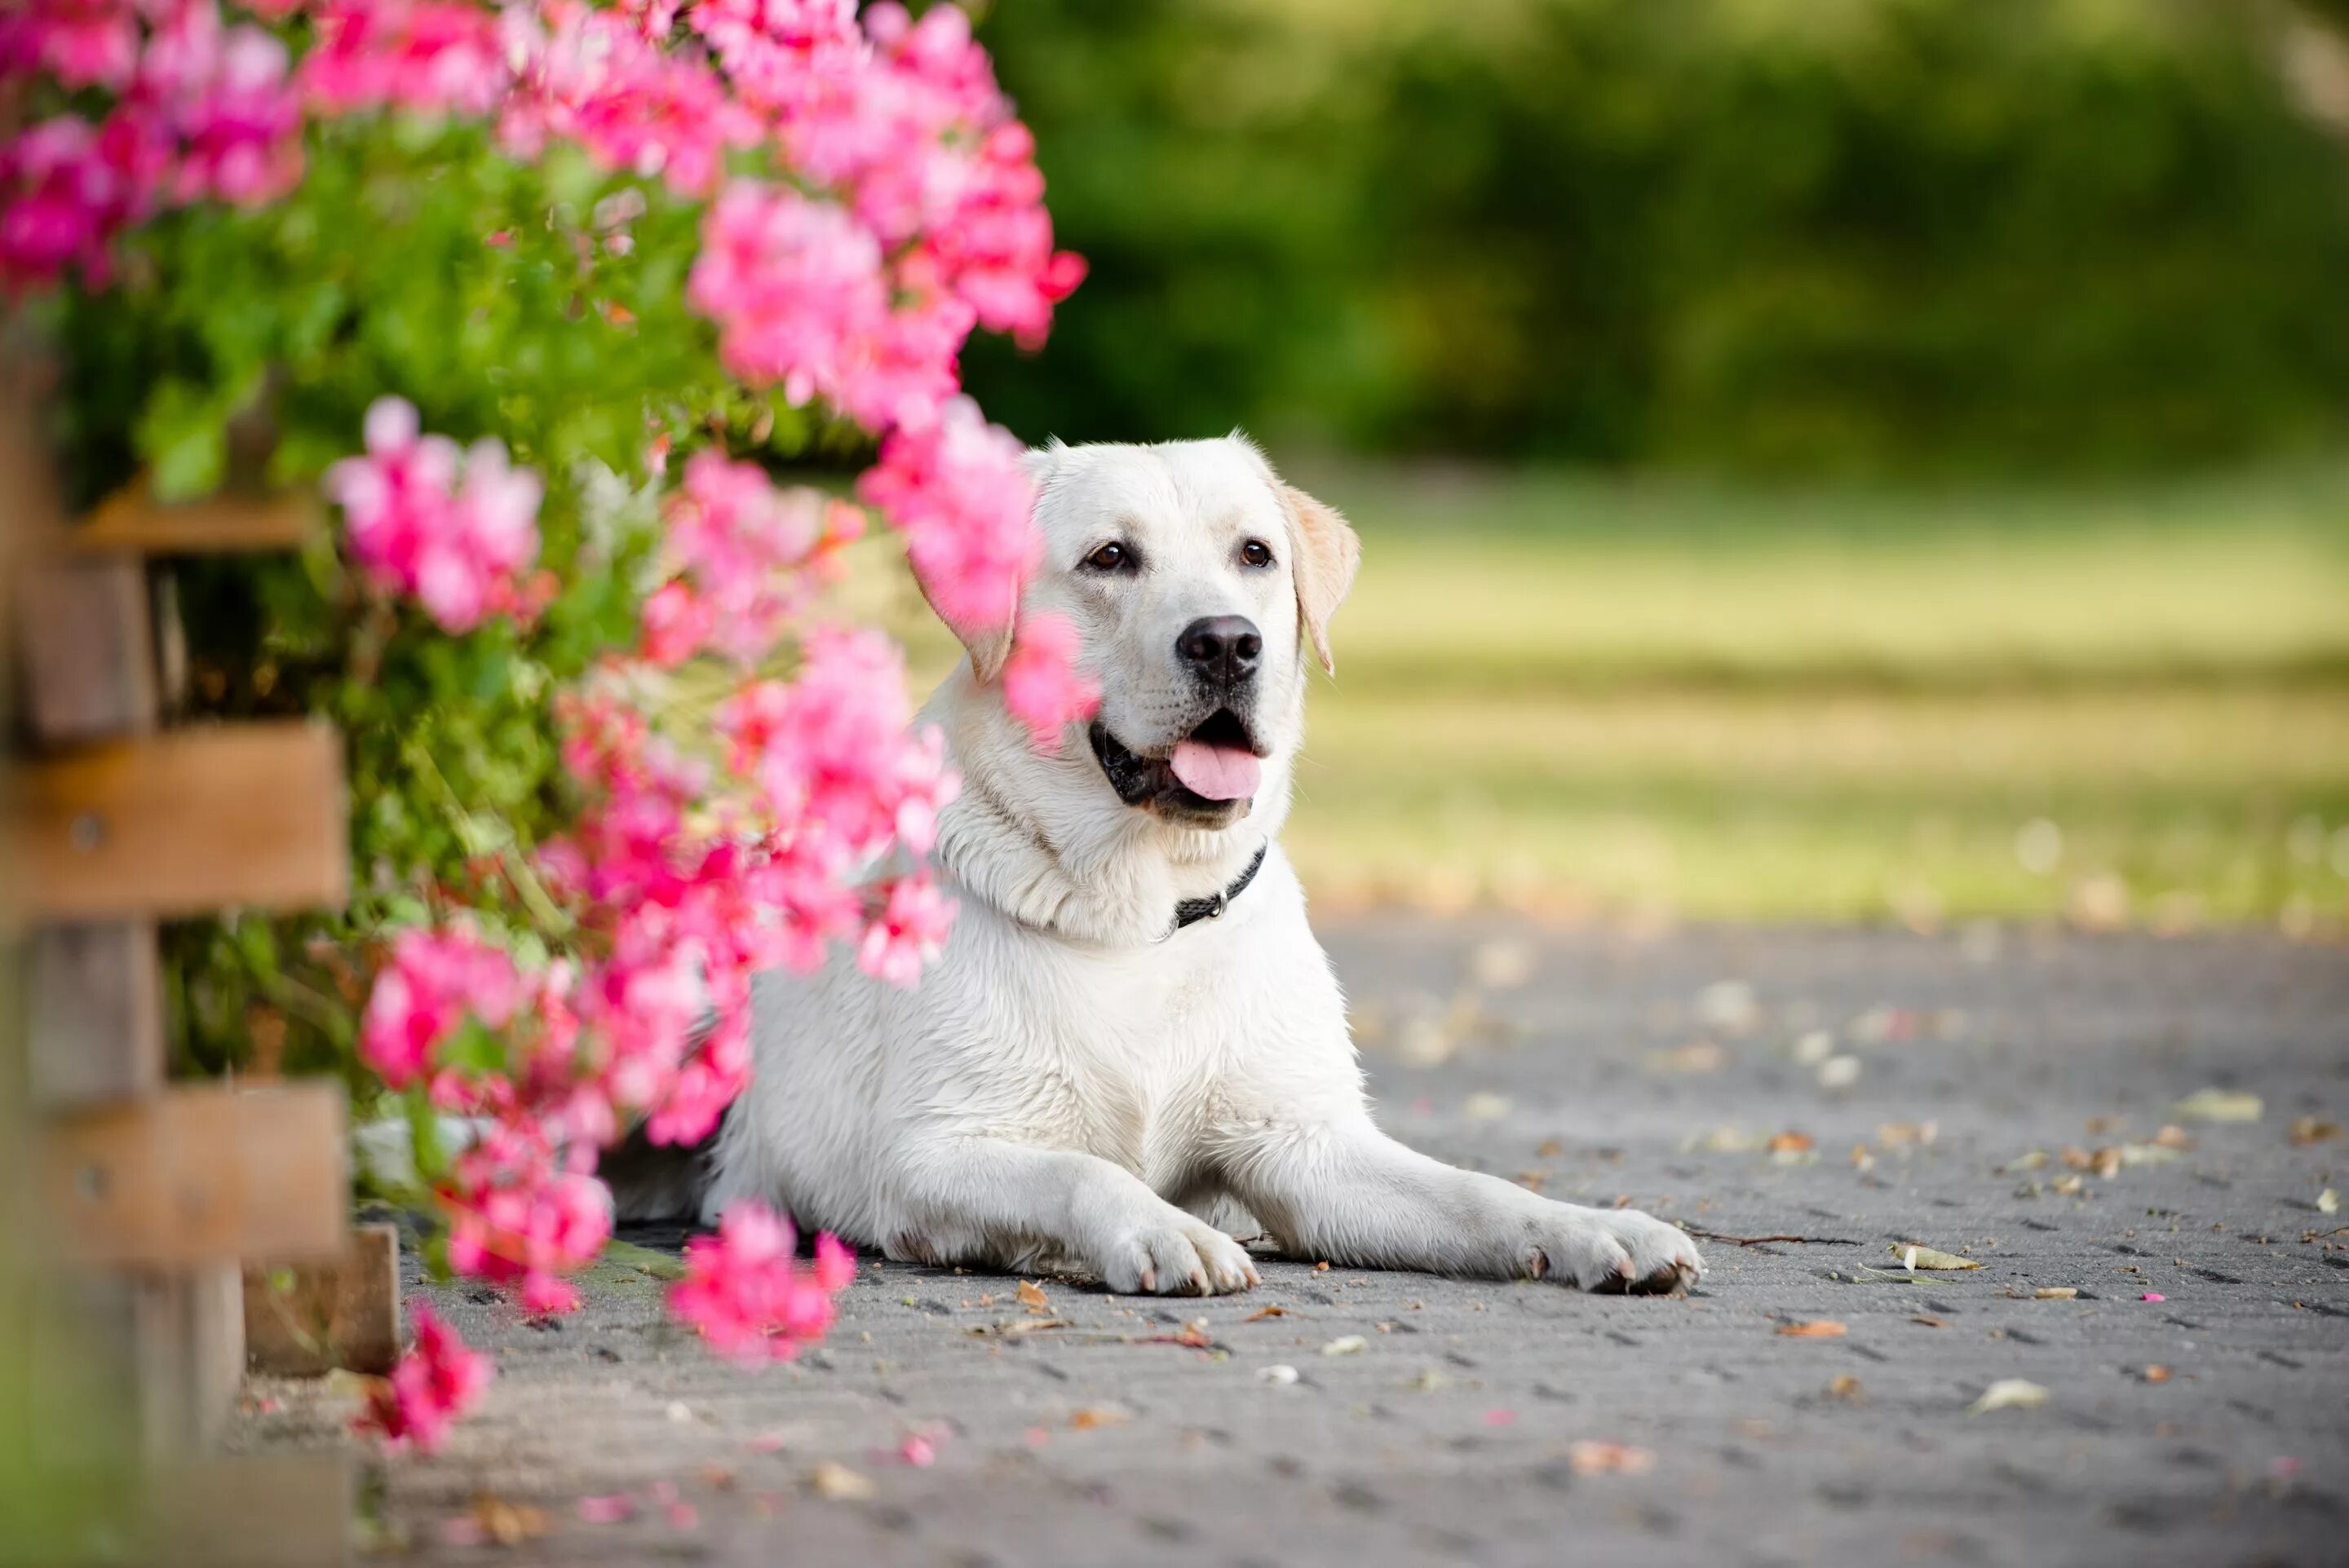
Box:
left=998, top=611, right=1101, bottom=752
left=356, top=924, right=527, bottom=1091
left=2, top=0, right=303, bottom=291
left=299, top=0, right=507, bottom=118
left=668, top=1200, right=854, bottom=1361
left=440, top=1121, right=613, bottom=1314
left=324, top=397, right=545, bottom=634
left=354, top=1302, right=493, bottom=1453
left=639, top=450, right=863, bottom=669
left=860, top=400, right=1099, bottom=746
left=502, top=1, right=763, bottom=196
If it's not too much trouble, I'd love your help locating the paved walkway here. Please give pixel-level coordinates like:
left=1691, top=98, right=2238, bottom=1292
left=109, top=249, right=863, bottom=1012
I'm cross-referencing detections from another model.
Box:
left=237, top=921, right=2349, bottom=1566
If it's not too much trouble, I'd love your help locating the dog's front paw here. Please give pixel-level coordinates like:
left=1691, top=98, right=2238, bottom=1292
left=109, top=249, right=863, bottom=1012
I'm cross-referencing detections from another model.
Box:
left=1101, top=1219, right=1259, bottom=1296
left=1524, top=1204, right=1703, bottom=1296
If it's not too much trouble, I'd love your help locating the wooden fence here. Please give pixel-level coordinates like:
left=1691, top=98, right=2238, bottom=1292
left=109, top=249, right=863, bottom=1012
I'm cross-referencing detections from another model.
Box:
left=10, top=466, right=369, bottom=1564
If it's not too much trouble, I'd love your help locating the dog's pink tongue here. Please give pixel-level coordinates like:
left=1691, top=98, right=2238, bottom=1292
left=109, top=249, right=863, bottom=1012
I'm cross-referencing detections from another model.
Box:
left=1169, top=740, right=1261, bottom=801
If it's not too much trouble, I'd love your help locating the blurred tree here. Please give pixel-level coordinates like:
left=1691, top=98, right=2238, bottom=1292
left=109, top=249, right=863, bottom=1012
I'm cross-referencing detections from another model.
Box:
left=967, top=0, right=2349, bottom=475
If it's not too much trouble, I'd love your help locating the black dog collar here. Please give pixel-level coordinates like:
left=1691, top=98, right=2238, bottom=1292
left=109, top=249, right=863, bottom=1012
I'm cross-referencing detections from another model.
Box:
left=1169, top=844, right=1268, bottom=934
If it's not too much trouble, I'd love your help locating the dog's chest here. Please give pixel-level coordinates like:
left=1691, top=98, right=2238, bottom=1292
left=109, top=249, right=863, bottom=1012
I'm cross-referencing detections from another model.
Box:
left=1029, top=943, right=1243, bottom=1186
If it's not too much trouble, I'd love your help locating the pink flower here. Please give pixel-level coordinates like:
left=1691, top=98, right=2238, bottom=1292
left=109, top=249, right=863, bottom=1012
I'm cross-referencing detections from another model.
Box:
left=669, top=1200, right=854, bottom=1361
left=856, top=396, right=1036, bottom=650
left=354, top=1302, right=493, bottom=1453
left=999, top=612, right=1099, bottom=751
left=639, top=452, right=850, bottom=669
left=162, top=22, right=303, bottom=209
left=856, top=872, right=955, bottom=988
left=359, top=926, right=525, bottom=1089
left=0, top=115, right=143, bottom=293
left=440, top=1121, right=613, bottom=1313
left=502, top=4, right=760, bottom=197
left=324, top=397, right=542, bottom=634
left=7, top=0, right=139, bottom=92
left=299, top=0, right=508, bottom=119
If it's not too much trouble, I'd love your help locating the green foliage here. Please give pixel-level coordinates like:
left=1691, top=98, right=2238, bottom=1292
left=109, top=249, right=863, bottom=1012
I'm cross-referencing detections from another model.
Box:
left=38, top=111, right=837, bottom=1090
left=966, top=0, right=2349, bottom=475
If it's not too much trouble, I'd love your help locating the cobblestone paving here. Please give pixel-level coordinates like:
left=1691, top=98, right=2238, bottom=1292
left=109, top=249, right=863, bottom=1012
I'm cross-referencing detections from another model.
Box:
left=237, top=921, right=2349, bottom=1567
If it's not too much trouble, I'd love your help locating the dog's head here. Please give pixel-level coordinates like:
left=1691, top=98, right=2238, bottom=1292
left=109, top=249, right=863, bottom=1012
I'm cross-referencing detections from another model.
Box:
left=927, top=435, right=1359, bottom=833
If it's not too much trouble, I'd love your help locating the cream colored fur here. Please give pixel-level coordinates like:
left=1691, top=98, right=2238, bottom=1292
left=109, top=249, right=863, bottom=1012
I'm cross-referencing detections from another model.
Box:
left=706, top=436, right=1703, bottom=1296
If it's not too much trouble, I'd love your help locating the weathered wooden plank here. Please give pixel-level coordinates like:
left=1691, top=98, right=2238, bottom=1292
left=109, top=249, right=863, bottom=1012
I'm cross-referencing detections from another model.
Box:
left=24, top=920, right=164, bottom=1110
left=39, top=1083, right=348, bottom=1269
left=72, top=484, right=319, bottom=554
left=145, top=1452, right=353, bottom=1567
left=131, top=1267, right=249, bottom=1454
left=12, top=554, right=157, bottom=744
left=8, top=721, right=350, bottom=920
left=243, top=1221, right=400, bottom=1376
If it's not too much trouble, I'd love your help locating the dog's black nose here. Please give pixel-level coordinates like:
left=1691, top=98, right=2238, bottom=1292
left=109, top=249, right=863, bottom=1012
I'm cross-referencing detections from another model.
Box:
left=1176, top=616, right=1262, bottom=687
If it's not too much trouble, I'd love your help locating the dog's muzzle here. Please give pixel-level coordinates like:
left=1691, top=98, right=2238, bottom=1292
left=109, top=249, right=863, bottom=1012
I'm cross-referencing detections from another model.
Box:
left=1090, top=707, right=1265, bottom=822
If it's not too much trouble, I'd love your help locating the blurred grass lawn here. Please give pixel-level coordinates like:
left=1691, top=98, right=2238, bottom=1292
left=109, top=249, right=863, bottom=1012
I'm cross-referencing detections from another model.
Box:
left=860, top=462, right=2349, bottom=932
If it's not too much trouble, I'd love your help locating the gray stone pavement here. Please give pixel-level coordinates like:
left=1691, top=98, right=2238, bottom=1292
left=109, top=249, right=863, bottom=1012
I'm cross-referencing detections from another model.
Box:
left=236, top=920, right=2349, bottom=1567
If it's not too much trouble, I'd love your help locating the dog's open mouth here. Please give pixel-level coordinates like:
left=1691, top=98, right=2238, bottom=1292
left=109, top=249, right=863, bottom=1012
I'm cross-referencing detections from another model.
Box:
left=1090, top=709, right=1263, bottom=811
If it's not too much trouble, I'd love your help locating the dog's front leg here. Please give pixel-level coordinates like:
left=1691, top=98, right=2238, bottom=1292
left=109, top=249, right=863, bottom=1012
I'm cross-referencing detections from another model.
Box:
left=885, top=1137, right=1260, bottom=1296
left=1223, top=1115, right=1702, bottom=1294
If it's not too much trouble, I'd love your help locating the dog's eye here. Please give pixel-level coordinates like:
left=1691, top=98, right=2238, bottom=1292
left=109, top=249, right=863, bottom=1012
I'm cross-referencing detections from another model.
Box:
left=1083, top=541, right=1132, bottom=572
left=1241, top=539, right=1274, bottom=568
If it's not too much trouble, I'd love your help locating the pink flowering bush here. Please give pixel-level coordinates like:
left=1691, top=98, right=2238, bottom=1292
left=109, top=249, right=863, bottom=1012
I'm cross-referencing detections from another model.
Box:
left=12, top=0, right=1098, bottom=1449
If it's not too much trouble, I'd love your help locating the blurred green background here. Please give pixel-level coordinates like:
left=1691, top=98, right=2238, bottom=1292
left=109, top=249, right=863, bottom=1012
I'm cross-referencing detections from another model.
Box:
left=943, top=0, right=2349, bottom=931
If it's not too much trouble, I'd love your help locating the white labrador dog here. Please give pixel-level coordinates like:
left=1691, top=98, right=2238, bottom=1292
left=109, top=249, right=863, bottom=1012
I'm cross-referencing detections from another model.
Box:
left=698, top=436, right=1703, bottom=1296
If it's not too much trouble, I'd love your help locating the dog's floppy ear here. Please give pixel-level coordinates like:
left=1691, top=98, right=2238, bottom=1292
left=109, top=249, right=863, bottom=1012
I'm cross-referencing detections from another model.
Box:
left=906, top=443, right=1068, bottom=683
left=1279, top=484, right=1360, bottom=676
left=911, top=563, right=1017, bottom=684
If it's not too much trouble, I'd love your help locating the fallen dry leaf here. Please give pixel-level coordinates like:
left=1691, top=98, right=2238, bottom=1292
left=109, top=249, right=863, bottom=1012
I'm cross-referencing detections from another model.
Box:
left=1767, top=1131, right=1816, bottom=1155
left=2143, top=1365, right=2172, bottom=1384
left=2288, top=1116, right=2342, bottom=1146
left=1320, top=1335, right=1367, bottom=1357
left=1826, top=1374, right=1865, bottom=1402
left=1567, top=1440, right=1657, bottom=1476
left=2152, top=1124, right=2196, bottom=1151
left=1069, top=1407, right=1131, bottom=1430
left=1016, top=1279, right=1050, bottom=1312
left=1910, top=1315, right=1949, bottom=1328
left=807, top=1462, right=874, bottom=1501
left=2051, top=1174, right=2086, bottom=1196
left=469, top=1495, right=549, bottom=1547
left=1245, top=1305, right=1288, bottom=1321
left=2033, top=1287, right=2079, bottom=1300
left=1536, top=1137, right=1564, bottom=1158
left=2320, top=1189, right=2340, bottom=1216
left=964, top=1317, right=1071, bottom=1338
left=2174, top=1088, right=2262, bottom=1123
left=1777, top=1319, right=1848, bottom=1338
left=1968, top=1379, right=2050, bottom=1415
left=1892, top=1244, right=1984, bottom=1271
